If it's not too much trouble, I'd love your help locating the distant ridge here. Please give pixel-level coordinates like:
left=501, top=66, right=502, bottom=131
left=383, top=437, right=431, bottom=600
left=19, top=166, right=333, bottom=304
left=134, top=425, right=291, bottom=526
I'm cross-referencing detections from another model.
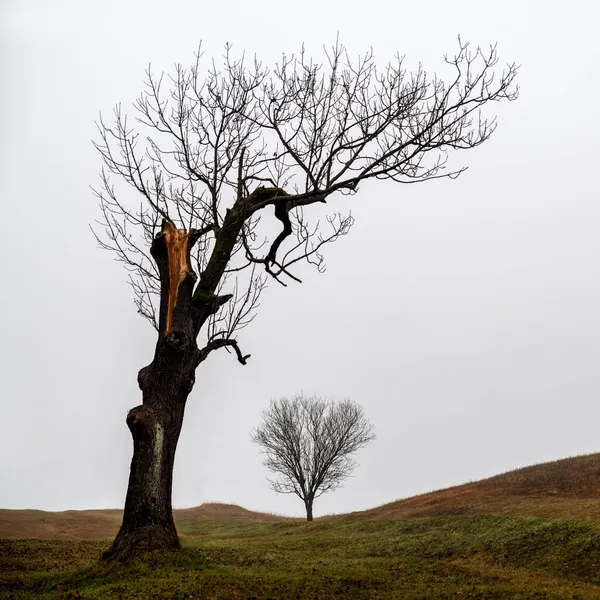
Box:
left=0, top=503, right=295, bottom=540
left=1, top=453, right=599, bottom=539
left=176, top=502, right=297, bottom=524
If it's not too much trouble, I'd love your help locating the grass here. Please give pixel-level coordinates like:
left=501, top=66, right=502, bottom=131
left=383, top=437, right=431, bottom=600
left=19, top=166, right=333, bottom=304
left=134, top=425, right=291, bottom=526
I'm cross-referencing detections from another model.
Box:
left=2, top=516, right=600, bottom=599
left=333, top=453, right=600, bottom=521
left=0, top=504, right=295, bottom=541
left=3, top=454, right=600, bottom=598
left=5, top=454, right=600, bottom=544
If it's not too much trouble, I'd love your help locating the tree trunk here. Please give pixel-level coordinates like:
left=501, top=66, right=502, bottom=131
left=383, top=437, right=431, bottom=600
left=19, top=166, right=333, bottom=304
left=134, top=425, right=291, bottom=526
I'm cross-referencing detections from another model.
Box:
left=102, top=399, right=187, bottom=560
left=103, top=221, right=207, bottom=561
left=305, top=498, right=314, bottom=522
left=102, top=214, right=248, bottom=561
left=102, top=330, right=199, bottom=561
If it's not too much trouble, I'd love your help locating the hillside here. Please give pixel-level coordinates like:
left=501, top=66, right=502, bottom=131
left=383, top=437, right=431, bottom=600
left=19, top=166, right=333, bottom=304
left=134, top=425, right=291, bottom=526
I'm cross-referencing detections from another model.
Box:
left=333, top=452, right=600, bottom=520
left=4, top=454, right=600, bottom=599
left=1, top=453, right=599, bottom=540
left=5, top=516, right=600, bottom=599
left=0, top=503, right=295, bottom=540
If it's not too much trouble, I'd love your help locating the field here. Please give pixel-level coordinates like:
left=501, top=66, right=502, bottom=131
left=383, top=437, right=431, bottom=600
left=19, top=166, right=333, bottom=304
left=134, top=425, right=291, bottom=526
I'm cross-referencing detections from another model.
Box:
left=2, top=454, right=600, bottom=599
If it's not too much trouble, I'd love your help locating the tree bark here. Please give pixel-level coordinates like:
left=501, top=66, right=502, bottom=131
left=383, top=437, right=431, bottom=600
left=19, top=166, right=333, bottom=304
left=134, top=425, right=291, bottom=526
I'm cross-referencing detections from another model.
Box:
left=102, top=399, right=187, bottom=560
left=305, top=498, right=314, bottom=522
left=103, top=221, right=203, bottom=561
left=103, top=209, right=251, bottom=561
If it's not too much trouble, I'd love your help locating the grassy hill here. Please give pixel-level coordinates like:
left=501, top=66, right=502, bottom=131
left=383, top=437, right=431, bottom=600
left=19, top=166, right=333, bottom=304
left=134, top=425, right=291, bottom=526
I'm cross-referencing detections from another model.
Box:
left=0, top=503, right=294, bottom=541
left=2, top=453, right=600, bottom=599
left=333, top=452, right=600, bottom=521
left=2, top=453, right=599, bottom=540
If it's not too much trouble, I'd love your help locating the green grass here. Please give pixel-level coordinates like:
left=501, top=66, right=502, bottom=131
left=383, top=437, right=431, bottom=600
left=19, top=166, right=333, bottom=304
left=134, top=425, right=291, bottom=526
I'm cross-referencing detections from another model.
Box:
left=2, top=516, right=600, bottom=599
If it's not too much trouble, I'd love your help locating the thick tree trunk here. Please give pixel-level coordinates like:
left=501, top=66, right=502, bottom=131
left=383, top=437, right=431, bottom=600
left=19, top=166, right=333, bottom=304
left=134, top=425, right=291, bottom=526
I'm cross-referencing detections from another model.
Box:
left=103, top=221, right=207, bottom=561
left=102, top=399, right=187, bottom=560
left=103, top=213, right=249, bottom=561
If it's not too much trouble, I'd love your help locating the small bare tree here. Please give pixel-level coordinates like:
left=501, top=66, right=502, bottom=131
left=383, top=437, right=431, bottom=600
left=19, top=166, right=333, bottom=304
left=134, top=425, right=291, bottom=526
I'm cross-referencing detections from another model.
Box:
left=252, top=394, right=375, bottom=520
left=92, top=38, right=517, bottom=559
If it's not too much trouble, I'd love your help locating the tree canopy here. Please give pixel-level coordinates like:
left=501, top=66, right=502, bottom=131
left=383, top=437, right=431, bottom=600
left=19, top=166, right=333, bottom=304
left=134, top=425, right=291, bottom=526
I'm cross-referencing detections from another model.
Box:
left=93, top=39, right=518, bottom=362
left=253, top=394, right=375, bottom=520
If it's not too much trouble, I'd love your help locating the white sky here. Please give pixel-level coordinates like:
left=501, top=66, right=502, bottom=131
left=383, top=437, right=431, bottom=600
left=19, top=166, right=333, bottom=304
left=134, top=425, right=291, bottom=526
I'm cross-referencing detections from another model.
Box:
left=1, top=0, right=599, bottom=518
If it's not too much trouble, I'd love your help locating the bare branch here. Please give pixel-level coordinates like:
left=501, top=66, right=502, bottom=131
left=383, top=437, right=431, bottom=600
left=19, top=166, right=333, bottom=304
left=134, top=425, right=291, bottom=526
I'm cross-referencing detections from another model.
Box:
left=92, top=39, right=517, bottom=350
left=196, top=337, right=251, bottom=365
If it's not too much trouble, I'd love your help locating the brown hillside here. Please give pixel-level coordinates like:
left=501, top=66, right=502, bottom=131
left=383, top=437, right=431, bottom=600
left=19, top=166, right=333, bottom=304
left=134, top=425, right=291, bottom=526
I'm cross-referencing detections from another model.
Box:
left=0, top=503, right=295, bottom=540
left=176, top=503, right=297, bottom=524
left=2, top=454, right=599, bottom=539
left=331, top=452, right=600, bottom=521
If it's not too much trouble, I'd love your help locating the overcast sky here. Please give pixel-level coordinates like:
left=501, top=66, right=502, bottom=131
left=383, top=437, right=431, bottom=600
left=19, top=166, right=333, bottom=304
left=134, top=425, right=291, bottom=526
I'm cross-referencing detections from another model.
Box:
left=1, top=0, right=599, bottom=519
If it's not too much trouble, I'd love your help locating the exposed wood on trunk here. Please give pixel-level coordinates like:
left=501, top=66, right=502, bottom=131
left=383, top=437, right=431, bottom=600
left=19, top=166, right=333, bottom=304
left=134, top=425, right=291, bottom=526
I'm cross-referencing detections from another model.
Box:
left=105, top=221, right=201, bottom=561
left=162, top=221, right=193, bottom=336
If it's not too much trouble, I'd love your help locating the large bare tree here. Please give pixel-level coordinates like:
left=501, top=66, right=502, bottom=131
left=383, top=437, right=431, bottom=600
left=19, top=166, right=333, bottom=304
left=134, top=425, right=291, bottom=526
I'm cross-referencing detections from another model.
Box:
left=252, top=395, right=375, bottom=521
left=93, top=39, right=518, bottom=560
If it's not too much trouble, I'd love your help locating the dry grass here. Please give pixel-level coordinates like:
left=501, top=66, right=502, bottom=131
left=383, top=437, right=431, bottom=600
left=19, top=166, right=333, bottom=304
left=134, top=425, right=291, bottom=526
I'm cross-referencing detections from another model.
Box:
left=3, top=517, right=600, bottom=599
left=176, top=503, right=297, bottom=524
left=330, top=452, right=600, bottom=521
left=3, top=453, right=600, bottom=598
left=0, top=504, right=296, bottom=540
left=1, top=453, right=599, bottom=540
left=0, top=510, right=123, bottom=541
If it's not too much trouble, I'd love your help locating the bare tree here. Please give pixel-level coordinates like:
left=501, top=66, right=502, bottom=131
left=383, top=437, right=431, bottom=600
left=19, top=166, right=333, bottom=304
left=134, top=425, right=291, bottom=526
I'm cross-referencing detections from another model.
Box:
left=252, top=395, right=375, bottom=521
left=92, top=38, right=518, bottom=560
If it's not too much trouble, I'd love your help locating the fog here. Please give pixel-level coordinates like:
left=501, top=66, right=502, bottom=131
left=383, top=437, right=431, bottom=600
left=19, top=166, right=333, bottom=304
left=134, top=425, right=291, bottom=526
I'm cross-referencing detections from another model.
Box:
left=1, top=0, right=599, bottom=518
